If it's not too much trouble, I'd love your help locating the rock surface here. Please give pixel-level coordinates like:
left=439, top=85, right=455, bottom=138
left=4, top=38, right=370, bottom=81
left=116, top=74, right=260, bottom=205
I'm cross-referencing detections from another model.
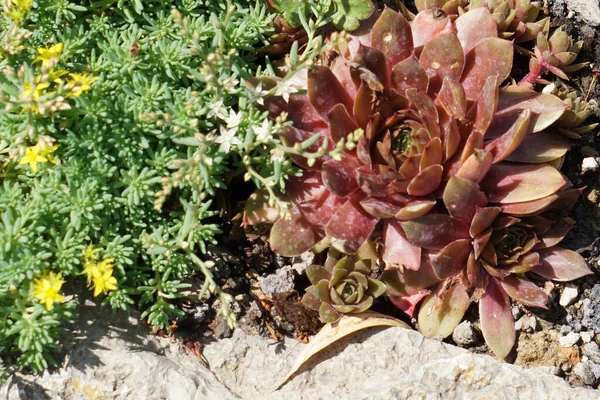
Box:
left=2, top=305, right=599, bottom=400
left=564, top=0, right=600, bottom=26
left=203, top=327, right=598, bottom=400
left=0, top=302, right=236, bottom=400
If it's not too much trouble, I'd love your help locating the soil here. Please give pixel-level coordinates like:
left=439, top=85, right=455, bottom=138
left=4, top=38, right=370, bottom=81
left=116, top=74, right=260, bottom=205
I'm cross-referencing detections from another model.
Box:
left=168, top=0, right=600, bottom=390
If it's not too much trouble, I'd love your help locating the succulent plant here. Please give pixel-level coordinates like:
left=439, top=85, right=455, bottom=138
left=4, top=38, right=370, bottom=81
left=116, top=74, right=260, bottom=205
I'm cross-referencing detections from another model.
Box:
left=382, top=157, right=592, bottom=358
left=543, top=83, right=599, bottom=139
left=253, top=7, right=569, bottom=259
left=302, top=250, right=386, bottom=323
left=246, top=5, right=594, bottom=359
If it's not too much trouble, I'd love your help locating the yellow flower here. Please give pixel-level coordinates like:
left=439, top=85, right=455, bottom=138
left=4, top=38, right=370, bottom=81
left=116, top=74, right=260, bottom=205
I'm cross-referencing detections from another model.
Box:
left=49, top=69, right=68, bottom=84
left=5, top=0, right=32, bottom=21
left=83, top=242, right=102, bottom=262
left=66, top=72, right=98, bottom=97
left=19, top=145, right=47, bottom=172
left=22, top=80, right=49, bottom=100
left=38, top=143, right=59, bottom=164
left=32, top=272, right=66, bottom=310
left=90, top=268, right=118, bottom=297
left=33, top=43, right=63, bottom=68
left=82, top=257, right=117, bottom=296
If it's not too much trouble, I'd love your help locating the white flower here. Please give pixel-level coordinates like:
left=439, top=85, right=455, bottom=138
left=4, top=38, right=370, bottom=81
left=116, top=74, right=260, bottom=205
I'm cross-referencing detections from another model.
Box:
left=275, top=79, right=299, bottom=103
left=253, top=119, right=272, bottom=143
left=224, top=109, right=242, bottom=129
left=270, top=147, right=285, bottom=163
left=206, top=99, right=227, bottom=119
left=247, top=82, right=268, bottom=105
left=215, top=125, right=242, bottom=154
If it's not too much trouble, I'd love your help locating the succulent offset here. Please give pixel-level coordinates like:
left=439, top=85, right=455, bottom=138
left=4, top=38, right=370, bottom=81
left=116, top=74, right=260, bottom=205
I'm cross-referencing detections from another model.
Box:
left=247, top=4, right=595, bottom=358
left=302, top=250, right=386, bottom=323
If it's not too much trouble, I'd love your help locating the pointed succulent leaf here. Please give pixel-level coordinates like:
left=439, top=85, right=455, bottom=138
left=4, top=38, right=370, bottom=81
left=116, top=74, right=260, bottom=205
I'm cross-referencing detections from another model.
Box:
left=436, top=77, right=467, bottom=118
left=330, top=256, right=355, bottom=287
left=328, top=104, right=360, bottom=145
left=307, top=264, right=332, bottom=285
left=500, top=275, right=548, bottom=309
left=315, top=279, right=332, bottom=302
left=360, top=197, right=402, bottom=218
left=308, top=66, right=355, bottom=122
left=490, top=86, right=569, bottom=136
left=480, top=163, right=568, bottom=204
left=419, top=32, right=465, bottom=93
left=405, top=88, right=439, bottom=123
left=371, top=8, right=413, bottom=70
left=270, top=213, right=317, bottom=256
left=505, top=252, right=540, bottom=274
left=326, top=199, right=379, bottom=254
left=383, top=220, right=422, bottom=271
left=395, top=199, right=437, bottom=221
left=443, top=176, right=487, bottom=221
left=470, top=207, right=501, bottom=238
left=319, top=302, right=341, bottom=323
left=535, top=219, right=574, bottom=249
left=472, top=75, right=499, bottom=134
left=411, top=10, right=453, bottom=49
left=418, top=279, right=470, bottom=339
left=322, top=158, right=361, bottom=198
left=407, top=165, right=443, bottom=196
left=389, top=292, right=429, bottom=317
left=534, top=247, right=593, bottom=281
left=484, top=109, right=531, bottom=163
left=499, top=194, right=558, bottom=216
left=504, top=132, right=572, bottom=163
left=401, top=214, right=470, bottom=250
left=420, top=138, right=443, bottom=169
left=243, top=189, right=280, bottom=226
left=391, top=57, right=429, bottom=94
left=430, top=239, right=472, bottom=279
left=479, top=278, right=515, bottom=360
left=352, top=45, right=389, bottom=91
left=368, top=278, right=387, bottom=298
left=461, top=38, right=513, bottom=102
left=302, top=286, right=322, bottom=311
left=455, top=150, right=493, bottom=184
left=455, top=8, right=498, bottom=54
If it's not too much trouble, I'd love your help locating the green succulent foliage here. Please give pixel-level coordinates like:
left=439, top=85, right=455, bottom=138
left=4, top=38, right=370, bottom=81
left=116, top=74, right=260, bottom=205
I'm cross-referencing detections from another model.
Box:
left=0, top=0, right=341, bottom=375
left=268, top=0, right=374, bottom=31
left=302, top=249, right=386, bottom=323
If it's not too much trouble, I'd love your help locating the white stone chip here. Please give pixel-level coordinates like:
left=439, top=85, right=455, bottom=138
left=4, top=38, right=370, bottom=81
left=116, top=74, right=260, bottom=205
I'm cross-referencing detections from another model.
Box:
left=560, top=285, right=579, bottom=307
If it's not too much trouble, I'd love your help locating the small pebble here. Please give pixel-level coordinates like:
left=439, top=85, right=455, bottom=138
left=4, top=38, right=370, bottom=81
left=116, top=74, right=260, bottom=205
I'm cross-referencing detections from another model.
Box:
left=511, top=306, right=523, bottom=320
left=452, top=321, right=478, bottom=347
left=574, top=323, right=583, bottom=333
left=561, top=325, right=573, bottom=334
left=573, top=362, right=596, bottom=385
left=567, top=10, right=575, bottom=18
left=560, top=332, right=581, bottom=347
left=582, top=157, right=599, bottom=173
left=582, top=331, right=593, bottom=343
left=515, top=315, right=537, bottom=333
left=560, top=285, right=579, bottom=307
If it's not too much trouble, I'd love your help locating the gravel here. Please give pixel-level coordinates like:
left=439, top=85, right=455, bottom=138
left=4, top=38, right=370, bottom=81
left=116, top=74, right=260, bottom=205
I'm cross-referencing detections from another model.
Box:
left=559, top=332, right=581, bottom=348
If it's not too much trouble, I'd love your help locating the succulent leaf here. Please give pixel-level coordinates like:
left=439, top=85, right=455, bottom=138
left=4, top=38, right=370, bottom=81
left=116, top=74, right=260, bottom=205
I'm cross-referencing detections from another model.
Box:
left=479, top=277, right=515, bottom=360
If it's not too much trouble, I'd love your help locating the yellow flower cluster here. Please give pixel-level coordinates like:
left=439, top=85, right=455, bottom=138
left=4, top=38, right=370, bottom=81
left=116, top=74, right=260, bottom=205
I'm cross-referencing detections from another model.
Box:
left=19, top=142, right=58, bottom=172
left=81, top=243, right=118, bottom=297
left=32, top=271, right=66, bottom=310
left=4, top=0, right=33, bottom=22
left=21, top=43, right=98, bottom=114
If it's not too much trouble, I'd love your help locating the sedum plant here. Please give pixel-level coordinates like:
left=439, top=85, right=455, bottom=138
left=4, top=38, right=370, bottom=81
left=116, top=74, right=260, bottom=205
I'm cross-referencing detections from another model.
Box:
left=0, top=0, right=349, bottom=376
left=248, top=4, right=595, bottom=359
